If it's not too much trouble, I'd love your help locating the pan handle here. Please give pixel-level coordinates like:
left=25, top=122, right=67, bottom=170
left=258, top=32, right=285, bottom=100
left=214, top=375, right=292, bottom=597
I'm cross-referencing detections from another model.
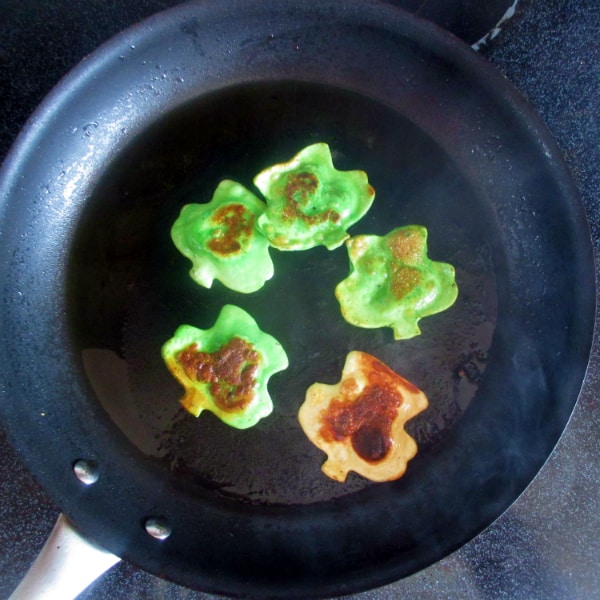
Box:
left=9, top=513, right=121, bottom=600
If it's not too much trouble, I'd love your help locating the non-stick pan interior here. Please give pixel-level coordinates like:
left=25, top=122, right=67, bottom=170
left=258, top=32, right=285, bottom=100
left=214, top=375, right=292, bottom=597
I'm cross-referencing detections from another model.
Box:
left=67, top=81, right=499, bottom=505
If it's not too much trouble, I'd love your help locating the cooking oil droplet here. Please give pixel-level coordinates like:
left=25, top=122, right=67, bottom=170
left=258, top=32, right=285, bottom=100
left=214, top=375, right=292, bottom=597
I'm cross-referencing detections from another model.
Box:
left=83, top=122, right=98, bottom=137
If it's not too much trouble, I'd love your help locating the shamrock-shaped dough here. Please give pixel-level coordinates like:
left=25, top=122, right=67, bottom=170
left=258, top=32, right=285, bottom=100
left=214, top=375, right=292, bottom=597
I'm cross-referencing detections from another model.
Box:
left=298, top=351, right=428, bottom=482
left=254, top=143, right=375, bottom=250
left=162, top=305, right=288, bottom=429
left=171, top=180, right=273, bottom=293
left=335, top=225, right=458, bottom=339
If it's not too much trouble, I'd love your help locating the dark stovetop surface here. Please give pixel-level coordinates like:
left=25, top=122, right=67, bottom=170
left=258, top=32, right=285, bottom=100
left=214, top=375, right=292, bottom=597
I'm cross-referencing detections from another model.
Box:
left=1, top=1, right=599, bottom=598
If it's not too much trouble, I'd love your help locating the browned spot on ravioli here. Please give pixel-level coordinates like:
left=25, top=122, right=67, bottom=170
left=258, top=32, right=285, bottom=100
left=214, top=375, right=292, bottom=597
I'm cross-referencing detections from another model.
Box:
left=177, top=337, right=261, bottom=412
left=208, top=204, right=255, bottom=256
left=280, top=171, right=341, bottom=226
left=389, top=264, right=423, bottom=300
left=386, top=228, right=423, bottom=264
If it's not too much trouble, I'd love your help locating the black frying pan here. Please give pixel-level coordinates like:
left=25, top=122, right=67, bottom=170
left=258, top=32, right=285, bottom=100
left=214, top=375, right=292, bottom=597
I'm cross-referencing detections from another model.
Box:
left=0, top=1, right=595, bottom=597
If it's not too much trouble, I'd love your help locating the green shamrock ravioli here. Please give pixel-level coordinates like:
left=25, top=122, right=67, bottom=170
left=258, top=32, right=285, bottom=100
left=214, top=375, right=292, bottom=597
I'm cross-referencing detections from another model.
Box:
left=162, top=305, right=288, bottom=429
left=335, top=225, right=458, bottom=340
left=170, top=179, right=273, bottom=294
left=255, top=143, right=375, bottom=251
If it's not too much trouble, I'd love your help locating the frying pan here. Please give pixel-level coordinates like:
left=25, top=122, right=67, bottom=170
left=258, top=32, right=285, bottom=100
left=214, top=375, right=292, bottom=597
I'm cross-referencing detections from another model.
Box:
left=0, top=0, right=595, bottom=597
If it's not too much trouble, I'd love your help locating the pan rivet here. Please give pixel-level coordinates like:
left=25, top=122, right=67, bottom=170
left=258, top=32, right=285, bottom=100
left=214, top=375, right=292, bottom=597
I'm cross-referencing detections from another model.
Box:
left=72, top=459, right=99, bottom=485
left=144, top=517, right=172, bottom=541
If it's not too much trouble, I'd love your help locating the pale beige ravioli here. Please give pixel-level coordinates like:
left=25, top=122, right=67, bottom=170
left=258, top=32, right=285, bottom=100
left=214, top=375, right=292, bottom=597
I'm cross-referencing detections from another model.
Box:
left=298, top=351, right=428, bottom=482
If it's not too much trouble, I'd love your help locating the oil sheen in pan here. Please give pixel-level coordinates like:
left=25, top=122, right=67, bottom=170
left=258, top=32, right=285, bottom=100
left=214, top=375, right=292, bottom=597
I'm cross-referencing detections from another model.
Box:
left=67, top=81, right=499, bottom=505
